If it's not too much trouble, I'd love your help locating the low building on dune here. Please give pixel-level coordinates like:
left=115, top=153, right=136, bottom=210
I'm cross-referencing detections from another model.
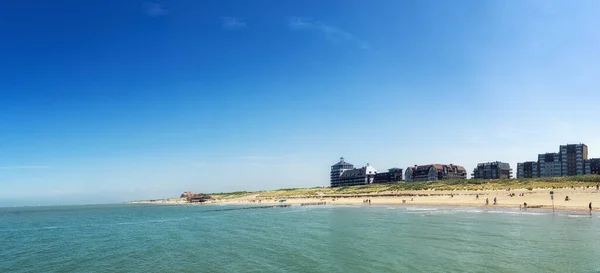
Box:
left=472, top=161, right=512, bottom=179
left=517, top=161, right=539, bottom=178
left=180, top=191, right=192, bottom=198
left=373, top=168, right=404, bottom=184
left=585, top=158, right=600, bottom=175
left=405, top=164, right=467, bottom=182
left=187, top=193, right=212, bottom=203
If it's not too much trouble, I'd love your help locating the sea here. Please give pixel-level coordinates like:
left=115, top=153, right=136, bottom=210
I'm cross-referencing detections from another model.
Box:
left=1, top=204, right=599, bottom=273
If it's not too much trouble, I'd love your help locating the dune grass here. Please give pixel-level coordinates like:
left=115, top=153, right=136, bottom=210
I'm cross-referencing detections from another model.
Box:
left=209, top=191, right=257, bottom=200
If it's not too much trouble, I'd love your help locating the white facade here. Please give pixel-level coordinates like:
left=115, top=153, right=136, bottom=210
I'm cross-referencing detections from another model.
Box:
left=364, top=163, right=378, bottom=183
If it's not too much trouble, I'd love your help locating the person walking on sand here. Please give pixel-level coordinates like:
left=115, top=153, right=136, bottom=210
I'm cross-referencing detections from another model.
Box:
left=493, top=197, right=497, bottom=205
left=485, top=198, right=489, bottom=205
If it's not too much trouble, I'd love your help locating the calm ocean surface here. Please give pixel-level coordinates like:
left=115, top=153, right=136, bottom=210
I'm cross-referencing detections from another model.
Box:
left=1, top=204, right=600, bottom=273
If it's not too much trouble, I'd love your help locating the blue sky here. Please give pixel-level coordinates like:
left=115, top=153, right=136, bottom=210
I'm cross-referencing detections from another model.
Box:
left=1, top=0, right=600, bottom=206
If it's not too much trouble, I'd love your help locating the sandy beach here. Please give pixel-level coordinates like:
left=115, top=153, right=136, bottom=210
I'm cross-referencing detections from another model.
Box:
left=134, top=187, right=600, bottom=212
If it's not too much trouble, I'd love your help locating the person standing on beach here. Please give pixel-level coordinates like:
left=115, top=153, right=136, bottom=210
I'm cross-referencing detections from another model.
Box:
left=493, top=197, right=497, bottom=205
left=590, top=202, right=593, bottom=214
left=485, top=198, right=489, bottom=205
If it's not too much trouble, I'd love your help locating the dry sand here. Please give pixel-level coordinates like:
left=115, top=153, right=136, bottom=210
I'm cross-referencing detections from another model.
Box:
left=211, top=188, right=600, bottom=212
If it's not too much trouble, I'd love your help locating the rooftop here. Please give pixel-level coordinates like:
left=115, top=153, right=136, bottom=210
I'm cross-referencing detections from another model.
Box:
left=332, top=156, right=354, bottom=167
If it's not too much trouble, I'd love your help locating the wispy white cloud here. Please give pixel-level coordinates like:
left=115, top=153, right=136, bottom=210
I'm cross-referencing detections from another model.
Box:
left=289, top=17, right=314, bottom=28
left=143, top=2, right=168, bottom=17
left=0, top=166, right=49, bottom=170
left=288, top=17, right=369, bottom=49
left=221, top=17, right=247, bottom=30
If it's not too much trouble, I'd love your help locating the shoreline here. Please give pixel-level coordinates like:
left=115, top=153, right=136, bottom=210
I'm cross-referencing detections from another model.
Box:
left=126, top=200, right=597, bottom=215
left=127, top=187, right=600, bottom=213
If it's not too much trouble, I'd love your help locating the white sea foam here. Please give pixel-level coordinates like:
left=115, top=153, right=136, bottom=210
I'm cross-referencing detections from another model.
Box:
left=1, top=226, right=62, bottom=232
left=566, top=214, right=592, bottom=218
left=485, top=210, right=546, bottom=216
left=453, top=209, right=484, bottom=213
left=115, top=222, right=137, bottom=225
left=405, top=207, right=439, bottom=211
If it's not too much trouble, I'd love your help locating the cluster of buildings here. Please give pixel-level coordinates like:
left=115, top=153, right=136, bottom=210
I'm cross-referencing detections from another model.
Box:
left=517, top=143, right=600, bottom=178
left=330, top=157, right=493, bottom=187
left=329, top=143, right=598, bottom=187
left=330, top=157, right=400, bottom=187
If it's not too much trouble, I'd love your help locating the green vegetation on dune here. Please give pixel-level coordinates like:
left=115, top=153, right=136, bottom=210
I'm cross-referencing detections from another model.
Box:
left=209, top=176, right=600, bottom=199
left=208, top=191, right=256, bottom=200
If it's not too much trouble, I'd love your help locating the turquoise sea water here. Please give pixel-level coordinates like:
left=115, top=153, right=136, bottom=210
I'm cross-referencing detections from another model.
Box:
left=1, top=204, right=600, bottom=272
